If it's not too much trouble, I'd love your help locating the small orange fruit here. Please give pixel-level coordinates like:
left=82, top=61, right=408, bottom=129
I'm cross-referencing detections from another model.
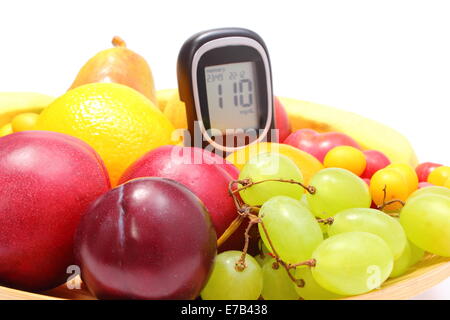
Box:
left=323, top=146, right=366, bottom=176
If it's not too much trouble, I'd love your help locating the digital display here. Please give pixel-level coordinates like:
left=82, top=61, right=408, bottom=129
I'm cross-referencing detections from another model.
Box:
left=204, top=62, right=259, bottom=132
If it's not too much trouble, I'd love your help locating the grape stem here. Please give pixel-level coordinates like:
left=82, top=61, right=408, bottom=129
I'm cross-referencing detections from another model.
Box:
left=217, top=178, right=316, bottom=247
left=216, top=180, right=261, bottom=248
left=316, top=217, right=334, bottom=225
left=218, top=178, right=320, bottom=293
left=287, top=259, right=317, bottom=269
left=259, top=222, right=314, bottom=288
left=235, top=215, right=261, bottom=272
left=232, top=178, right=316, bottom=195
left=377, top=185, right=405, bottom=211
left=377, top=200, right=405, bottom=211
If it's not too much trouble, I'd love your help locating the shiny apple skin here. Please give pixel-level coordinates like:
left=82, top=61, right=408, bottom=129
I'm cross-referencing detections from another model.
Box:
left=360, top=150, right=391, bottom=179
left=74, top=177, right=217, bottom=300
left=274, top=97, right=292, bottom=143
left=415, top=162, right=442, bottom=182
left=119, top=145, right=238, bottom=238
left=0, top=131, right=110, bottom=291
left=284, top=129, right=361, bottom=162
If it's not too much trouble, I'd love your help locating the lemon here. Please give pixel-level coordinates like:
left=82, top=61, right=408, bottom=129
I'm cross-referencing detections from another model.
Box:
left=37, top=83, right=177, bottom=185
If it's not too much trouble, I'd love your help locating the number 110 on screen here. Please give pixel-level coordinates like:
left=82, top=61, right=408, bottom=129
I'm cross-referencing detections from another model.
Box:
left=205, top=61, right=257, bottom=110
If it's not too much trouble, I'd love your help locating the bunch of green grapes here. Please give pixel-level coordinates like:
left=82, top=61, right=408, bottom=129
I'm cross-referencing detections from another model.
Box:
left=401, top=186, right=450, bottom=257
left=201, top=154, right=450, bottom=300
left=238, top=152, right=304, bottom=206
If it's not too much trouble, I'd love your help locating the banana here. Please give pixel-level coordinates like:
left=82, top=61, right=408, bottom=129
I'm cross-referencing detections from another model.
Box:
left=157, top=89, right=418, bottom=166
left=156, top=88, right=178, bottom=112
left=0, top=92, right=55, bottom=127
left=279, top=97, right=418, bottom=167
left=163, top=91, right=188, bottom=130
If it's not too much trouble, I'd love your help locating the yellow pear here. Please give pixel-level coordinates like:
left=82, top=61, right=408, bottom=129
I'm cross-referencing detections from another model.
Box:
left=69, top=36, right=157, bottom=106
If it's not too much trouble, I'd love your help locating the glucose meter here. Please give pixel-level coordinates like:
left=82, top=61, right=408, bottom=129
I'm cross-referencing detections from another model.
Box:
left=177, top=27, right=275, bottom=154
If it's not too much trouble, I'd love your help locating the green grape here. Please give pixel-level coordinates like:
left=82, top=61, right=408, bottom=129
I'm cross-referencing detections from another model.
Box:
left=311, top=232, right=393, bottom=296
left=238, top=152, right=304, bottom=206
left=300, top=194, right=309, bottom=208
left=201, top=251, right=263, bottom=300
left=255, top=253, right=268, bottom=266
left=260, top=239, right=271, bottom=255
left=400, top=193, right=450, bottom=257
left=390, top=241, right=412, bottom=278
left=301, top=194, right=330, bottom=235
left=328, top=208, right=407, bottom=259
left=319, top=222, right=329, bottom=237
left=255, top=241, right=271, bottom=266
left=409, top=241, right=425, bottom=265
left=258, top=196, right=323, bottom=263
left=294, top=266, right=343, bottom=300
left=301, top=193, right=331, bottom=234
left=392, top=216, right=425, bottom=265
left=390, top=240, right=426, bottom=278
left=306, top=168, right=371, bottom=218
left=261, top=258, right=299, bottom=300
left=407, top=186, right=450, bottom=201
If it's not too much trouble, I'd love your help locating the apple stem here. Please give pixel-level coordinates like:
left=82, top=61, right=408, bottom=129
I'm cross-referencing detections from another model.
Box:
left=112, top=36, right=127, bottom=48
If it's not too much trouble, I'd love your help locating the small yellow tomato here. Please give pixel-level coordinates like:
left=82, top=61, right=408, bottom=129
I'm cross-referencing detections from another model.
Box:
left=11, top=112, right=40, bottom=132
left=370, top=168, right=410, bottom=212
left=0, top=123, right=13, bottom=137
left=386, top=163, right=419, bottom=194
left=428, top=166, right=450, bottom=186
left=323, top=146, right=366, bottom=176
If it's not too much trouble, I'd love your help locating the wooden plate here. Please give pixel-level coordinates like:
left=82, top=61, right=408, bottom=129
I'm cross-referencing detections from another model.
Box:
left=0, top=254, right=448, bottom=300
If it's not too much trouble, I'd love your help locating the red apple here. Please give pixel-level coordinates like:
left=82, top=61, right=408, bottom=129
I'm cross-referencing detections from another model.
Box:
left=284, top=129, right=361, bottom=162
left=119, top=145, right=239, bottom=238
left=0, top=131, right=110, bottom=291
left=274, top=97, right=291, bottom=143
left=196, top=146, right=240, bottom=179
left=415, top=162, right=443, bottom=182
left=75, top=178, right=216, bottom=299
left=360, top=150, right=391, bottom=179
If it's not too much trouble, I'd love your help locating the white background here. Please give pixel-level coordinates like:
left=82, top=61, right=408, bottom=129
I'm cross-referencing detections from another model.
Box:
left=0, top=0, right=448, bottom=299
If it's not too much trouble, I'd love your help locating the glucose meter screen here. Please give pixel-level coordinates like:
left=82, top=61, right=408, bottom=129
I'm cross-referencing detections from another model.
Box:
left=204, top=61, right=259, bottom=132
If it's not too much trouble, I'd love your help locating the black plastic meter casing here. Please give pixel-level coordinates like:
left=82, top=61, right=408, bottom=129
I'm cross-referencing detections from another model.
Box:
left=177, top=27, right=275, bottom=155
